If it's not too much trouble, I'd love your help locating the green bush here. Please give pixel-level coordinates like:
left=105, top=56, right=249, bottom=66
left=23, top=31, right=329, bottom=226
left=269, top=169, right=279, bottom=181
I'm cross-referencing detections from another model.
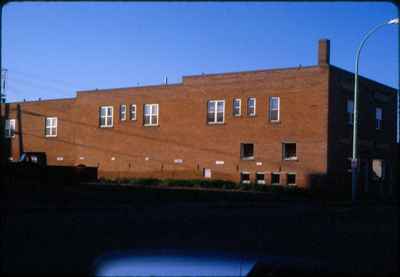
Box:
left=96, top=177, right=310, bottom=198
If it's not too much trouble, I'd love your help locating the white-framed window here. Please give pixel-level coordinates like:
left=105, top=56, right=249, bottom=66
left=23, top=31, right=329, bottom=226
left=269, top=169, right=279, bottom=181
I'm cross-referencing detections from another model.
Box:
left=233, top=98, right=241, bottom=116
left=5, top=119, right=16, bottom=138
left=247, top=97, right=256, bottom=116
left=130, top=104, right=137, bottom=120
left=240, top=172, right=251, bottom=184
left=347, top=99, right=354, bottom=125
left=207, top=100, right=225, bottom=124
left=99, top=106, right=113, bottom=128
left=256, top=172, right=265, bottom=184
left=45, top=117, right=57, bottom=137
left=269, top=96, right=280, bottom=122
left=144, top=104, right=159, bottom=126
left=120, top=104, right=127, bottom=121
left=376, top=107, right=382, bottom=130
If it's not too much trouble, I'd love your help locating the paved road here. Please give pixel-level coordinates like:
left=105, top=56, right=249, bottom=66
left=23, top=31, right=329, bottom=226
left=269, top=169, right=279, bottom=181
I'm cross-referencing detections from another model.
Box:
left=1, top=188, right=398, bottom=275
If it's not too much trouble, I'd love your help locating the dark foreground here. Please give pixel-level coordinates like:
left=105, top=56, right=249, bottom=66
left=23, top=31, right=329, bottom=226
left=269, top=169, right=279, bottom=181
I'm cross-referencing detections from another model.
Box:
left=1, top=184, right=398, bottom=276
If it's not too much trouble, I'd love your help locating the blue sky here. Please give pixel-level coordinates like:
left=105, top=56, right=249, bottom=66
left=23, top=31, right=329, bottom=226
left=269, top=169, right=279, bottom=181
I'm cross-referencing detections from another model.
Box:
left=1, top=2, right=399, bottom=103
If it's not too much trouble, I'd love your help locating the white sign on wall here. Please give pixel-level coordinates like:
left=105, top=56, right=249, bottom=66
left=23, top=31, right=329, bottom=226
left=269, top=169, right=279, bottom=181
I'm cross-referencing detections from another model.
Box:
left=203, top=168, right=211, bottom=178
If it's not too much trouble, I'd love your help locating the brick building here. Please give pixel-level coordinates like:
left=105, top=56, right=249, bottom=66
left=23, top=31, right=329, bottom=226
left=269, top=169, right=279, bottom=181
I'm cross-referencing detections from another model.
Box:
left=1, top=39, right=398, bottom=197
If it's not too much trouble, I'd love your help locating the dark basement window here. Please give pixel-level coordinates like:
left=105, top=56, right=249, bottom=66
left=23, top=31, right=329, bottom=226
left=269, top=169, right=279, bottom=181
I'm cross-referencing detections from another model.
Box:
left=240, top=172, right=250, bottom=184
left=271, top=173, right=280, bottom=185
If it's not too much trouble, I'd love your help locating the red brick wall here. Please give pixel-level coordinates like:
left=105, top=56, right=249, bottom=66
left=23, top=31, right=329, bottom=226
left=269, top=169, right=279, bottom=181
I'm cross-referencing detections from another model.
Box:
left=1, top=66, right=330, bottom=188
left=1, top=99, right=77, bottom=165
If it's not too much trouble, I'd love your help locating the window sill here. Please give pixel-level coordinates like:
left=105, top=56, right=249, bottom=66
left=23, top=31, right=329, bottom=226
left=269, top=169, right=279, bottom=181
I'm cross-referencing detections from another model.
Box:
left=241, top=157, right=255, bottom=161
left=144, top=124, right=159, bottom=128
left=257, top=181, right=266, bottom=185
left=284, top=157, right=298, bottom=161
left=207, top=122, right=226, bottom=126
left=241, top=181, right=251, bottom=184
left=99, top=126, right=113, bottom=128
left=45, top=135, right=58, bottom=138
left=270, top=120, right=281, bottom=124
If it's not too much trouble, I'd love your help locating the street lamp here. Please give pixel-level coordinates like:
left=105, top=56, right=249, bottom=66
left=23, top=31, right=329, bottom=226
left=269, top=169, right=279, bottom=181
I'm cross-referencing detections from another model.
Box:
left=351, top=18, right=399, bottom=202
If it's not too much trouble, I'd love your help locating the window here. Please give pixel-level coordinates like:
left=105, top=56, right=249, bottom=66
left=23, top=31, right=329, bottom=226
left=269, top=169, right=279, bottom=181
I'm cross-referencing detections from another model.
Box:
left=144, top=104, right=159, bottom=126
left=240, top=172, right=250, bottom=184
left=233, top=98, right=241, bottom=116
left=45, top=117, right=57, bottom=137
left=347, top=100, right=354, bottom=125
left=247, top=97, right=256, bottom=116
left=256, top=172, right=265, bottom=184
left=376, top=107, right=382, bottom=130
left=269, top=96, right=280, bottom=122
left=120, top=105, right=127, bottom=121
left=5, top=119, right=16, bottom=138
left=372, top=159, right=385, bottom=180
left=207, top=100, right=225, bottom=124
left=271, top=173, right=280, bottom=185
left=287, top=173, right=296, bottom=186
left=130, top=104, right=137, bottom=120
left=283, top=143, right=297, bottom=160
left=99, top=106, right=113, bottom=128
left=240, top=143, right=254, bottom=160
left=203, top=168, right=211, bottom=178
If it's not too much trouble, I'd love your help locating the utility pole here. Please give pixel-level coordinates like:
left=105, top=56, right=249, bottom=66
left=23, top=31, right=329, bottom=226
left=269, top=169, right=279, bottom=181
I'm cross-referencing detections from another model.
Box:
left=1, top=68, right=7, bottom=103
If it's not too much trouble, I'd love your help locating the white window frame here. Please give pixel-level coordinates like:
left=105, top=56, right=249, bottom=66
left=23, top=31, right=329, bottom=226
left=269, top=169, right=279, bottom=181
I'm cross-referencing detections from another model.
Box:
left=376, top=107, right=382, bottom=130
left=99, top=106, right=114, bottom=128
left=144, top=104, right=159, bottom=126
left=247, top=97, right=256, bottom=116
left=347, top=100, right=354, bottom=125
left=120, top=104, right=127, bottom=121
left=240, top=171, right=251, bottom=184
left=45, top=117, right=57, bottom=137
left=233, top=98, right=241, bottom=117
left=256, top=172, right=266, bottom=185
left=207, top=100, right=225, bottom=124
left=269, top=96, right=280, bottom=122
left=5, top=119, right=16, bottom=138
left=130, top=104, right=137, bottom=121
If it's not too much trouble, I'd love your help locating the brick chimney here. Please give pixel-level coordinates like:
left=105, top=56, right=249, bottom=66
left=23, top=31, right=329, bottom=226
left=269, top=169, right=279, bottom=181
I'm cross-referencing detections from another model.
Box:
left=318, top=39, right=330, bottom=66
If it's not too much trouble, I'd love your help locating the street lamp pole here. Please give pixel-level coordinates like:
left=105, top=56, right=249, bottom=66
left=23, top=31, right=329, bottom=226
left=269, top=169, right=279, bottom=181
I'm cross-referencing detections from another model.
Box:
left=351, top=18, right=399, bottom=203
